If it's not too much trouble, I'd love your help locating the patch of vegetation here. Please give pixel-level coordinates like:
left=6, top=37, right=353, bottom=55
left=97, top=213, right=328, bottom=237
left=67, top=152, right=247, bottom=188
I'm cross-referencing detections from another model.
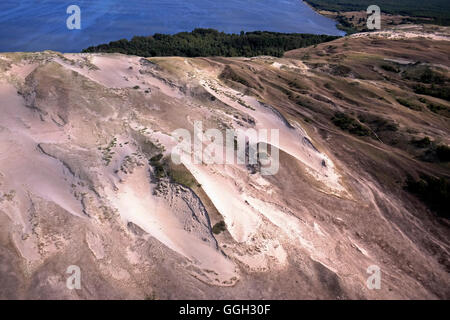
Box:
left=396, top=98, right=422, bottom=111
left=288, top=79, right=309, bottom=91
left=335, top=15, right=359, bottom=34
left=406, top=174, right=450, bottom=219
left=0, top=190, right=16, bottom=202
left=330, top=64, right=352, bottom=77
left=169, top=169, right=197, bottom=188
left=410, top=138, right=450, bottom=163
left=212, top=221, right=227, bottom=235
left=411, top=137, right=432, bottom=148
left=119, top=153, right=145, bottom=174
left=418, top=97, right=449, bottom=116
left=219, top=65, right=252, bottom=88
left=167, top=162, right=200, bottom=189
left=417, top=68, right=446, bottom=84
left=414, top=85, right=450, bottom=102
left=381, top=64, right=400, bottom=73
left=149, top=153, right=166, bottom=179
left=332, top=112, right=371, bottom=136
left=82, top=28, right=339, bottom=58
left=149, top=153, right=200, bottom=187
left=436, top=145, right=450, bottom=162
left=425, top=102, right=450, bottom=118
left=99, top=137, right=117, bottom=166
left=358, top=114, right=398, bottom=132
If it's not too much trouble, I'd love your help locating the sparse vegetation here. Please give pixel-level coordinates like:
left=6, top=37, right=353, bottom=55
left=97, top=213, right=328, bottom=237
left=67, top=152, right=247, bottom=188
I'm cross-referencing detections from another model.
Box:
left=411, top=137, right=432, bottom=148
left=419, top=68, right=446, bottom=84
left=406, top=174, right=450, bottom=219
left=332, top=112, right=370, bottom=136
left=418, top=97, right=448, bottom=114
left=414, top=85, right=450, bottom=102
left=381, top=64, right=400, bottom=73
left=410, top=138, right=450, bottom=163
left=100, top=137, right=117, bottom=166
left=425, top=102, right=450, bottom=118
left=220, top=65, right=252, bottom=88
left=335, top=14, right=359, bottom=34
left=396, top=98, right=422, bottom=111
left=0, top=190, right=16, bottom=202
left=168, top=164, right=200, bottom=189
left=358, top=114, right=398, bottom=132
left=149, top=153, right=166, bottom=179
left=404, top=67, right=447, bottom=84
left=331, top=64, right=352, bottom=77
left=150, top=155, right=201, bottom=189
left=212, top=221, right=227, bottom=235
left=436, top=145, right=450, bottom=162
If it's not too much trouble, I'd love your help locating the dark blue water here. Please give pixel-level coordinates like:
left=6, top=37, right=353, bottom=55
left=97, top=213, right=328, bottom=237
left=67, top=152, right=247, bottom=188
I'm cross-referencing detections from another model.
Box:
left=0, top=0, right=344, bottom=52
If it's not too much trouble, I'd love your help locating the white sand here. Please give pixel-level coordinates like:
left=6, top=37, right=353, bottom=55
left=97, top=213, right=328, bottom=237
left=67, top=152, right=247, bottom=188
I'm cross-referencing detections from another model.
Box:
left=0, top=83, right=83, bottom=219
left=105, top=165, right=239, bottom=285
left=200, top=78, right=345, bottom=193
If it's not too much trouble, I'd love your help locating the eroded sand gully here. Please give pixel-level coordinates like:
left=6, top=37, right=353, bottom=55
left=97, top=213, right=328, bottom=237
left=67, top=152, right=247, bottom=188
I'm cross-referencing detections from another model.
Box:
left=198, top=77, right=345, bottom=194
left=0, top=49, right=449, bottom=299
left=0, top=83, right=83, bottom=218
left=105, top=165, right=239, bottom=286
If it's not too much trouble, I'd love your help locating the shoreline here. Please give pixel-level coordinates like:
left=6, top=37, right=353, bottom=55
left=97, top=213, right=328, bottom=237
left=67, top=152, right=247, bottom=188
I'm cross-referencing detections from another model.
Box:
left=302, top=0, right=445, bottom=33
left=302, top=0, right=354, bottom=34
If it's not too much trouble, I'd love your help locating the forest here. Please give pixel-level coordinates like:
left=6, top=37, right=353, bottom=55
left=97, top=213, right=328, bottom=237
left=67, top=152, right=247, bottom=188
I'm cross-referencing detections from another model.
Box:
left=82, top=29, right=339, bottom=57
left=304, top=0, right=450, bottom=25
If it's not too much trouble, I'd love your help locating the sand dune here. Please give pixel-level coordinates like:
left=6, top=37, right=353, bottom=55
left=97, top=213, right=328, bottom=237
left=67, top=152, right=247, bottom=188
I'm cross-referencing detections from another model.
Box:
left=0, top=31, right=449, bottom=299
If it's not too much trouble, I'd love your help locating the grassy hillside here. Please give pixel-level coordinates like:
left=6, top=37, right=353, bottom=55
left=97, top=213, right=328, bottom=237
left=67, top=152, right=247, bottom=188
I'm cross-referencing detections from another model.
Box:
left=281, top=27, right=450, bottom=218
left=82, top=28, right=339, bottom=58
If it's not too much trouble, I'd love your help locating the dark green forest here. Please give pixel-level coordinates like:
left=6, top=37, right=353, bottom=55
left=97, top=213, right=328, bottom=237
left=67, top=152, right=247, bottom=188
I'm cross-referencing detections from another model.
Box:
left=82, top=29, right=339, bottom=58
left=305, top=0, right=450, bottom=25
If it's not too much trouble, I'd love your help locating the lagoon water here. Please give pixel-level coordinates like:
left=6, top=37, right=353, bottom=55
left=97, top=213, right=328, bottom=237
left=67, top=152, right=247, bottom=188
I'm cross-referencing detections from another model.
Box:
left=0, top=0, right=344, bottom=52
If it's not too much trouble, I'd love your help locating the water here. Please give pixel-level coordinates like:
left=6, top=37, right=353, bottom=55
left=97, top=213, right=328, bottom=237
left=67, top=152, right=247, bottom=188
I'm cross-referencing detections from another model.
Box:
left=0, top=0, right=344, bottom=53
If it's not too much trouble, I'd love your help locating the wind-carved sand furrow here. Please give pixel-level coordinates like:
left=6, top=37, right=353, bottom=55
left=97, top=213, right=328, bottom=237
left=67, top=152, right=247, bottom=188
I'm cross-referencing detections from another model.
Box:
left=104, top=165, right=239, bottom=286
left=0, top=83, right=84, bottom=220
left=199, top=78, right=345, bottom=194
left=181, top=161, right=262, bottom=243
left=180, top=160, right=297, bottom=272
left=54, top=54, right=184, bottom=99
